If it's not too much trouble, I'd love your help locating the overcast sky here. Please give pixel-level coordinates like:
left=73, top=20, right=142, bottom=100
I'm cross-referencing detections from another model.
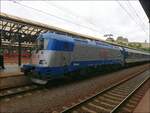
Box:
left=1, top=0, right=149, bottom=42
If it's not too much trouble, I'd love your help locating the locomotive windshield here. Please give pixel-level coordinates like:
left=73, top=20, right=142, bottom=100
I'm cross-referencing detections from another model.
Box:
left=35, top=36, right=49, bottom=52
left=37, top=38, right=44, bottom=50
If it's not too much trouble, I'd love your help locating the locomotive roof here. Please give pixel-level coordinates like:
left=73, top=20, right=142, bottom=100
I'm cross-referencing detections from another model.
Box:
left=38, top=32, right=74, bottom=43
left=124, top=47, right=150, bottom=55
left=40, top=32, right=122, bottom=50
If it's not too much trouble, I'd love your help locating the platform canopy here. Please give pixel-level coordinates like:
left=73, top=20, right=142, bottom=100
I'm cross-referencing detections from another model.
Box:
left=0, top=12, right=103, bottom=47
left=139, top=0, right=150, bottom=21
left=0, top=12, right=104, bottom=66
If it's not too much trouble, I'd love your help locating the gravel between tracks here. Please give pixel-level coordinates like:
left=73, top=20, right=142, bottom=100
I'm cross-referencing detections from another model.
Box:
left=0, top=64, right=149, bottom=113
left=0, top=75, right=32, bottom=90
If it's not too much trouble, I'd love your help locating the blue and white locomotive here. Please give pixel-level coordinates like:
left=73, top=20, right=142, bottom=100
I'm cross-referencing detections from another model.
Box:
left=21, top=32, right=150, bottom=84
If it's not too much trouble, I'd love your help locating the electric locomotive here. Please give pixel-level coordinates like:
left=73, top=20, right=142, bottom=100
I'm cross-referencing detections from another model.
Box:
left=21, top=32, right=150, bottom=84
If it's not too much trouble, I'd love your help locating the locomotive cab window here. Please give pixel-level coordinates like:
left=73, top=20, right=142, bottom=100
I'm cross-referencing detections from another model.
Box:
left=38, top=38, right=44, bottom=50
left=44, top=38, right=49, bottom=49
left=36, top=35, right=49, bottom=50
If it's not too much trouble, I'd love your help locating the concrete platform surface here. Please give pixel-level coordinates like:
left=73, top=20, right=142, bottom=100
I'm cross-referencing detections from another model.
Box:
left=0, top=65, right=23, bottom=77
left=133, top=88, right=150, bottom=113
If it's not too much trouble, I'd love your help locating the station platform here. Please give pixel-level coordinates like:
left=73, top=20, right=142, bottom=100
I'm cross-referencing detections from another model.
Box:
left=0, top=64, right=23, bottom=78
left=133, top=88, right=150, bottom=113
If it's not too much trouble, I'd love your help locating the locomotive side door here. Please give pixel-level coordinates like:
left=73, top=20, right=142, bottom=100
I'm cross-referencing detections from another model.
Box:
left=60, top=40, right=74, bottom=67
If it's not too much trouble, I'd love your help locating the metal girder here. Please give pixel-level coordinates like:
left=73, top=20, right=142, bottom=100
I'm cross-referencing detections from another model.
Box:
left=0, top=12, right=105, bottom=41
left=0, top=18, right=45, bottom=45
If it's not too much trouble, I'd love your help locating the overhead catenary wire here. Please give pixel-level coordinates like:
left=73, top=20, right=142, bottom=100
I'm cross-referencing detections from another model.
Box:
left=45, top=1, right=139, bottom=40
left=116, top=0, right=148, bottom=37
left=44, top=1, right=106, bottom=34
left=9, top=0, right=148, bottom=41
left=12, top=0, right=102, bottom=35
left=126, top=0, right=148, bottom=35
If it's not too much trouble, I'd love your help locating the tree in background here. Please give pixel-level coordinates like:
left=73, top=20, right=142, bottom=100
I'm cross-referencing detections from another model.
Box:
left=105, top=35, right=149, bottom=52
left=116, top=36, right=124, bottom=43
left=128, top=42, right=142, bottom=48
left=106, top=37, right=115, bottom=42
left=104, top=34, right=115, bottom=43
left=116, top=36, right=128, bottom=46
left=124, top=38, right=128, bottom=43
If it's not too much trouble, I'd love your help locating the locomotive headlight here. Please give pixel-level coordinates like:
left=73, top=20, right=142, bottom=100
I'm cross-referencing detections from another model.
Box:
left=39, top=60, right=47, bottom=64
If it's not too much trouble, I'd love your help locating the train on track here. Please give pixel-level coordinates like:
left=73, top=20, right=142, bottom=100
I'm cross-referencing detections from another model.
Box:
left=21, top=32, right=150, bottom=84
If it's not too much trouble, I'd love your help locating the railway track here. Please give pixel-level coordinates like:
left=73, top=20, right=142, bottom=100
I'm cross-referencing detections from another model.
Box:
left=0, top=66, right=147, bottom=100
left=0, top=84, right=41, bottom=99
left=61, top=70, right=150, bottom=113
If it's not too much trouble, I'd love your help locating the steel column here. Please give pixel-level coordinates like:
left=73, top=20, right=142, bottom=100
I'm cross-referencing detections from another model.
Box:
left=0, top=30, right=2, bottom=48
left=18, top=33, right=21, bottom=66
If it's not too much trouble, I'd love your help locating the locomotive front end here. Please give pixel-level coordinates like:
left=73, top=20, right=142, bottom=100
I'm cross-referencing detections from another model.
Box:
left=21, top=32, right=74, bottom=84
left=21, top=33, right=50, bottom=84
